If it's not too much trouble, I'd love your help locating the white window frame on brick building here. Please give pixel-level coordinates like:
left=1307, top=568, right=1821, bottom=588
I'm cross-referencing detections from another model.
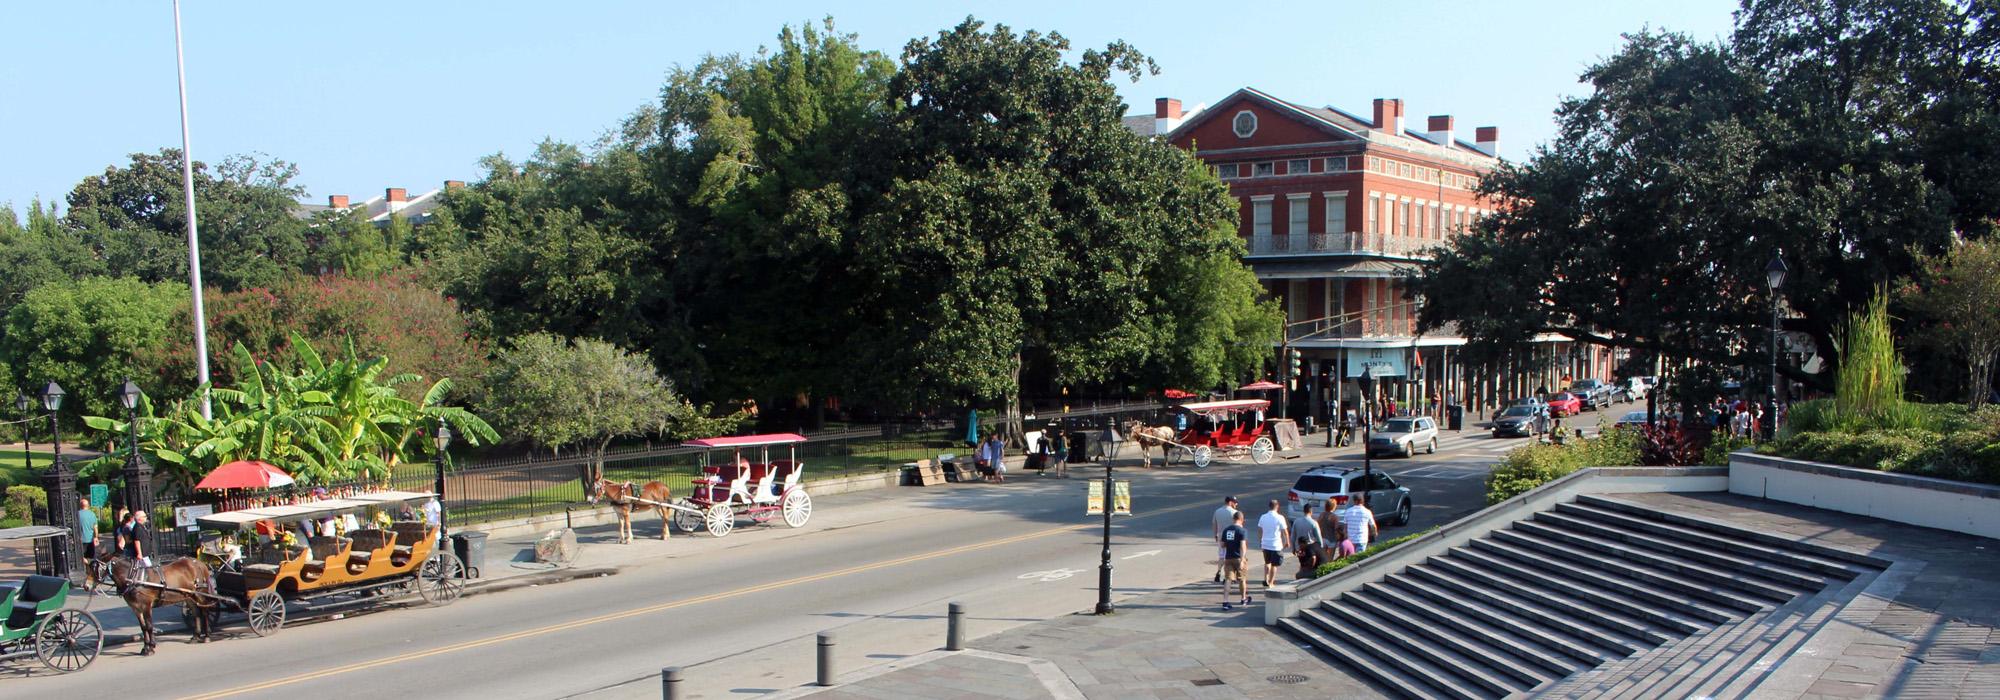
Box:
left=1287, top=159, right=1310, bottom=175
left=1287, top=193, right=1310, bottom=249
left=1233, top=110, right=1258, bottom=138
left=1367, top=192, right=1381, bottom=234
left=1251, top=195, right=1274, bottom=250
left=1324, top=191, right=1348, bottom=237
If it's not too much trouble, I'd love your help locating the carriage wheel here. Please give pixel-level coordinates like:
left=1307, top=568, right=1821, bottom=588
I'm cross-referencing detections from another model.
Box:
left=672, top=499, right=704, bottom=533
left=704, top=503, right=735, bottom=538
left=418, top=551, right=467, bottom=606
left=35, top=609, right=101, bottom=673
left=1250, top=437, right=1275, bottom=464
left=247, top=590, right=286, bottom=637
left=1191, top=445, right=1213, bottom=469
left=782, top=489, right=813, bottom=528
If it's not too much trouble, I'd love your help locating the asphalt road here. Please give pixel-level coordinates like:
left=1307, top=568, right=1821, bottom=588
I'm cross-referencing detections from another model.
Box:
left=7, top=428, right=1526, bottom=699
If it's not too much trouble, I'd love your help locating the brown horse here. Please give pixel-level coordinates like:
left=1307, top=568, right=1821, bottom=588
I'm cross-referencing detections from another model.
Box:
left=589, top=478, right=673, bottom=543
left=1121, top=420, right=1181, bottom=468
left=97, top=554, right=219, bottom=655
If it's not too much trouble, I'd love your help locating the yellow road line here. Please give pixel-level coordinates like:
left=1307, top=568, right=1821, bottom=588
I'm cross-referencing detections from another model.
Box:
left=182, top=499, right=1208, bottom=700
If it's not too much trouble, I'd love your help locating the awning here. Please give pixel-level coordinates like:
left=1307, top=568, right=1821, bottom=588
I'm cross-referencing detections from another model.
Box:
left=1250, top=259, right=1421, bottom=280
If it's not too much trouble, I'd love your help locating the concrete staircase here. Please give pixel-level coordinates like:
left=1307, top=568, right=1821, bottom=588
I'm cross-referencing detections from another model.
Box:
left=1278, top=494, right=1884, bottom=700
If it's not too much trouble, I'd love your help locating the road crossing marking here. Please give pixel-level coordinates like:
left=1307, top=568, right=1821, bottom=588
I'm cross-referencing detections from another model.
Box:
left=1018, top=568, right=1085, bottom=582
left=181, top=497, right=1214, bottom=699
left=1122, top=549, right=1162, bottom=560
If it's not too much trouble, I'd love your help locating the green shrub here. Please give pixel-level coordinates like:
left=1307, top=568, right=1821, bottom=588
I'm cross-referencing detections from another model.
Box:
left=1703, top=433, right=1757, bottom=466
left=1312, top=528, right=1435, bottom=578
left=4, top=485, right=47, bottom=522
left=1483, top=430, right=1642, bottom=504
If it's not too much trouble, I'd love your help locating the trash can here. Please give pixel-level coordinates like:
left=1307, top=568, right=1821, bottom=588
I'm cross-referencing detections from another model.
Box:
left=1448, top=405, right=1465, bottom=431
left=1300, top=415, right=1316, bottom=435
left=453, top=531, right=488, bottom=579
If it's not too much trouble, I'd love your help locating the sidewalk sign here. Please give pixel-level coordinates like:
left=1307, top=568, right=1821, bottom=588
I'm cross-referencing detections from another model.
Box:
left=1087, top=480, right=1133, bottom=516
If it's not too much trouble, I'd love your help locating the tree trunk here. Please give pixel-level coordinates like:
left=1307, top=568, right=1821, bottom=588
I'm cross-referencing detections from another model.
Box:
left=1005, top=352, right=1025, bottom=449
left=1970, top=343, right=1997, bottom=411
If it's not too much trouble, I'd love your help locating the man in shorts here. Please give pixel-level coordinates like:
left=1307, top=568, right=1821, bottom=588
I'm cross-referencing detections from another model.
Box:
left=1211, top=495, right=1239, bottom=583
left=1219, top=511, right=1249, bottom=609
left=1257, top=499, right=1289, bottom=588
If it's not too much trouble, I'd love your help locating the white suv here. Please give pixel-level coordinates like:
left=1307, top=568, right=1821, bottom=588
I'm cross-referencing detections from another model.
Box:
left=1286, top=466, right=1413, bottom=526
left=1367, top=416, right=1439, bottom=457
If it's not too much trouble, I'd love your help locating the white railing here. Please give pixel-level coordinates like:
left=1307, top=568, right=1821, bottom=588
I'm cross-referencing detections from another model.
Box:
left=1247, top=232, right=1435, bottom=258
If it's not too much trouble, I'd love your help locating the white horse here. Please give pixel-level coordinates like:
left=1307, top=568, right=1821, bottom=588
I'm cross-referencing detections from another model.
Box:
left=1120, top=420, right=1180, bottom=468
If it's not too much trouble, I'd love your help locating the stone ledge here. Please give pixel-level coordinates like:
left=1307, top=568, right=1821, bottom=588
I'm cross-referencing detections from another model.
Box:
left=1731, top=450, right=2000, bottom=499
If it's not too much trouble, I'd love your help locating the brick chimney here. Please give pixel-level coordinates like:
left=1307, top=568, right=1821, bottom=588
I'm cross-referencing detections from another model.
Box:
left=328, top=194, right=350, bottom=209
left=386, top=187, right=407, bottom=202
left=444, top=180, right=466, bottom=190
left=1154, top=97, right=1189, bottom=135
left=1426, top=115, right=1454, bottom=147
left=1474, top=126, right=1499, bottom=156
left=1372, top=98, right=1404, bottom=135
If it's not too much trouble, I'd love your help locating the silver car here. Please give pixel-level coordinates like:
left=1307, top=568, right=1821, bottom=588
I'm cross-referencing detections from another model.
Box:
left=1368, top=416, right=1439, bottom=457
left=1286, top=466, right=1413, bottom=526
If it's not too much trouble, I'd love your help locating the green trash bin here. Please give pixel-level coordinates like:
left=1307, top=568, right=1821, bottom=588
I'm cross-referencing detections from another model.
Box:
left=453, top=531, right=488, bottom=579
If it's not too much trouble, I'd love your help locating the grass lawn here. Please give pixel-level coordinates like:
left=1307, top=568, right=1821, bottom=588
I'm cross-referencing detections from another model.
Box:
left=0, top=450, right=57, bottom=489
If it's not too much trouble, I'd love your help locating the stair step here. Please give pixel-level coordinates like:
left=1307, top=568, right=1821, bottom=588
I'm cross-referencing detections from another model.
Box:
left=1453, top=541, right=1724, bottom=632
left=1531, top=509, right=1835, bottom=591
left=1342, top=588, right=1561, bottom=688
left=1550, top=501, right=1865, bottom=579
left=1358, top=581, right=1586, bottom=678
left=1288, top=611, right=1488, bottom=700
left=1572, top=495, right=1885, bottom=568
left=1316, top=602, right=1530, bottom=696
left=1379, top=574, right=1624, bottom=666
left=1430, top=552, right=1674, bottom=644
left=1411, top=558, right=1664, bottom=649
left=1488, top=528, right=1778, bottom=613
left=1509, top=519, right=1816, bottom=601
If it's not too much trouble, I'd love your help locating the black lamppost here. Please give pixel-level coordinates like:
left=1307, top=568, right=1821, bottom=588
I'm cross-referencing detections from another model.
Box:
left=433, top=421, right=452, bottom=539
left=118, top=379, right=154, bottom=559
left=38, top=381, right=76, bottom=580
left=1358, top=365, right=1378, bottom=493
left=1096, top=432, right=1112, bottom=612
left=15, top=394, right=32, bottom=476
left=1765, top=256, right=1788, bottom=441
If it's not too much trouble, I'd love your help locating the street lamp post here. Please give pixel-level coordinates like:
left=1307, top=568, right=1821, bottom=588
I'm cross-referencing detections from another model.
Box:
left=15, top=394, right=32, bottom=477
left=1765, top=256, right=1788, bottom=442
left=118, top=380, right=154, bottom=559
left=433, top=421, right=453, bottom=539
left=1094, top=424, right=1120, bottom=615
left=1358, top=365, right=1378, bottom=493
left=38, top=382, right=75, bottom=580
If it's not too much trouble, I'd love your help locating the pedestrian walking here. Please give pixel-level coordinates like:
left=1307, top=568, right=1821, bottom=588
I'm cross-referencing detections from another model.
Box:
left=1341, top=495, right=1377, bottom=552
left=978, top=434, right=1007, bottom=483
left=123, top=509, right=152, bottom=568
left=1292, top=502, right=1324, bottom=579
left=1211, top=495, right=1239, bottom=583
left=76, top=503, right=98, bottom=563
left=1257, top=499, right=1289, bottom=588
left=1338, top=408, right=1357, bottom=447
left=1219, top=511, right=1249, bottom=609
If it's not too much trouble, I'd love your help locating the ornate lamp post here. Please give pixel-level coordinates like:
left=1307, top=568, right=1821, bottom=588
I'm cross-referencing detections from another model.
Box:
left=1093, top=424, right=1122, bottom=615
left=1764, top=256, right=1788, bottom=441
left=38, top=382, right=76, bottom=580
left=433, top=421, right=452, bottom=539
left=118, top=379, right=154, bottom=559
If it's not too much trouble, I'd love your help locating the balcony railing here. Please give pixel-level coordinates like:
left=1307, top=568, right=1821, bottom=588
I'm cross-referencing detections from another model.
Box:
left=1247, top=232, right=1435, bottom=258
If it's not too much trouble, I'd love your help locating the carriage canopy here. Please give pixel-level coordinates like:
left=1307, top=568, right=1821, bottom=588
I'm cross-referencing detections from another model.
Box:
left=1173, top=399, right=1271, bottom=416
left=682, top=433, right=809, bottom=448
left=195, top=490, right=436, bottom=530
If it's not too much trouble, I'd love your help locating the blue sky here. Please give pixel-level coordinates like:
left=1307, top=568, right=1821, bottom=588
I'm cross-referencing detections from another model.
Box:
left=0, top=0, right=1739, bottom=211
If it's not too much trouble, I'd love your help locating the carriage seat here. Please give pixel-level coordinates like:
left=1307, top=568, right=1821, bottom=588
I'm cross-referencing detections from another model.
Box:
left=750, top=463, right=779, bottom=503
left=767, top=461, right=798, bottom=495
left=390, top=522, right=431, bottom=566
left=346, top=529, right=395, bottom=572
left=6, top=575, right=66, bottom=631
left=301, top=537, right=350, bottom=581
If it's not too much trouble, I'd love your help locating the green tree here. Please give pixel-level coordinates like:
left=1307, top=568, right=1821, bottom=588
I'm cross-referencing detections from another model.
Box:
left=0, top=277, right=187, bottom=423
left=481, top=334, right=737, bottom=484
left=1901, top=239, right=2000, bottom=409
left=64, top=149, right=313, bottom=291
left=0, top=201, right=106, bottom=309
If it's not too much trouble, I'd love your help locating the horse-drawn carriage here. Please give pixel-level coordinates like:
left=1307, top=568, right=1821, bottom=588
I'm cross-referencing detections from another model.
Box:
left=0, top=526, right=101, bottom=673
left=186, top=490, right=464, bottom=637
left=1131, top=399, right=1283, bottom=469
left=671, top=434, right=813, bottom=538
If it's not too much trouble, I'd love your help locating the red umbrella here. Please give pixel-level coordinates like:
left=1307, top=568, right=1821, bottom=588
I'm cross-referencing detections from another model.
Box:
left=1163, top=388, right=1197, bottom=399
left=1239, top=381, right=1283, bottom=391
left=196, top=460, right=297, bottom=490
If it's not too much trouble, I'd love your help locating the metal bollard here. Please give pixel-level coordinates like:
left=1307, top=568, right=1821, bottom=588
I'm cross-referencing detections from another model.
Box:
left=662, top=667, right=681, bottom=700
left=817, top=632, right=836, bottom=686
left=947, top=602, right=965, bottom=651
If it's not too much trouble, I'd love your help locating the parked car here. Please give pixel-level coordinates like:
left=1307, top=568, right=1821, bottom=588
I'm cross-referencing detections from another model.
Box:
left=1286, top=465, right=1413, bottom=526
left=1612, top=409, right=1650, bottom=430
left=1567, top=379, right=1614, bottom=410
left=1491, top=396, right=1547, bottom=421
left=1368, top=416, right=1440, bottom=457
left=1491, top=405, right=1551, bottom=438
left=1546, top=392, right=1584, bottom=417
left=1616, top=377, right=1649, bottom=402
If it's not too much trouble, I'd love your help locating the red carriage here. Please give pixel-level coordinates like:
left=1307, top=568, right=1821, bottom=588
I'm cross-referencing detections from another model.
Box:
left=667, top=433, right=814, bottom=538
left=1170, top=399, right=1280, bottom=468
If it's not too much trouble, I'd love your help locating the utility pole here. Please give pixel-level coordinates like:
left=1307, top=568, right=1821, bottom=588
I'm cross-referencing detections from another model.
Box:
left=173, top=0, right=213, bottom=419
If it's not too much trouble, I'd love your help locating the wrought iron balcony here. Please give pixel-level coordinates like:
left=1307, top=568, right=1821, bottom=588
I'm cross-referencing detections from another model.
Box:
left=1246, top=232, right=1435, bottom=259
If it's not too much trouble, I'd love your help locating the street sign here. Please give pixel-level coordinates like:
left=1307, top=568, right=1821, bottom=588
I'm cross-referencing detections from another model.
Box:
left=1086, top=481, right=1132, bottom=516
left=174, top=503, right=214, bottom=529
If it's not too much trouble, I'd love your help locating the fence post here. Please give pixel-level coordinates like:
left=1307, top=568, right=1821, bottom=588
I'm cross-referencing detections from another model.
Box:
left=947, top=602, right=965, bottom=651
left=662, top=666, right=681, bottom=700
left=817, top=631, right=836, bottom=686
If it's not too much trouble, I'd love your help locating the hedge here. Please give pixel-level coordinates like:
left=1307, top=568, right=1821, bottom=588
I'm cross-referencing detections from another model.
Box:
left=1483, top=430, right=1642, bottom=505
left=1311, top=528, right=1436, bottom=579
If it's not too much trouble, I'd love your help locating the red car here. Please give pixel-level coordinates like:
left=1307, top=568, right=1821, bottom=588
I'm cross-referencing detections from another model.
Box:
left=1546, top=392, right=1584, bottom=417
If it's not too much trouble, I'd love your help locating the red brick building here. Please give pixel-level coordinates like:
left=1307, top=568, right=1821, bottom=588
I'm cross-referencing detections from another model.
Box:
left=1148, top=89, right=1613, bottom=421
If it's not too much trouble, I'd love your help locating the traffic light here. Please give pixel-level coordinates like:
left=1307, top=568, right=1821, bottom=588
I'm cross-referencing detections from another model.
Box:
left=1288, top=348, right=1302, bottom=378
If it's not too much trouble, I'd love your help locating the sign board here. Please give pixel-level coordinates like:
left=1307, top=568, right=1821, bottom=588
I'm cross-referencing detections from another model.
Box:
left=1345, top=348, right=1407, bottom=377
left=88, top=484, right=109, bottom=509
left=175, top=503, right=214, bottom=529
left=1086, top=480, right=1132, bottom=516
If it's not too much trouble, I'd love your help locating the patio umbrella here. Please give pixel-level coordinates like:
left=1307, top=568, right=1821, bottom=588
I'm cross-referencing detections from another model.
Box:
left=965, top=408, right=980, bottom=445
left=1239, top=380, right=1283, bottom=391
left=196, top=460, right=296, bottom=490
left=1163, top=388, right=1197, bottom=399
